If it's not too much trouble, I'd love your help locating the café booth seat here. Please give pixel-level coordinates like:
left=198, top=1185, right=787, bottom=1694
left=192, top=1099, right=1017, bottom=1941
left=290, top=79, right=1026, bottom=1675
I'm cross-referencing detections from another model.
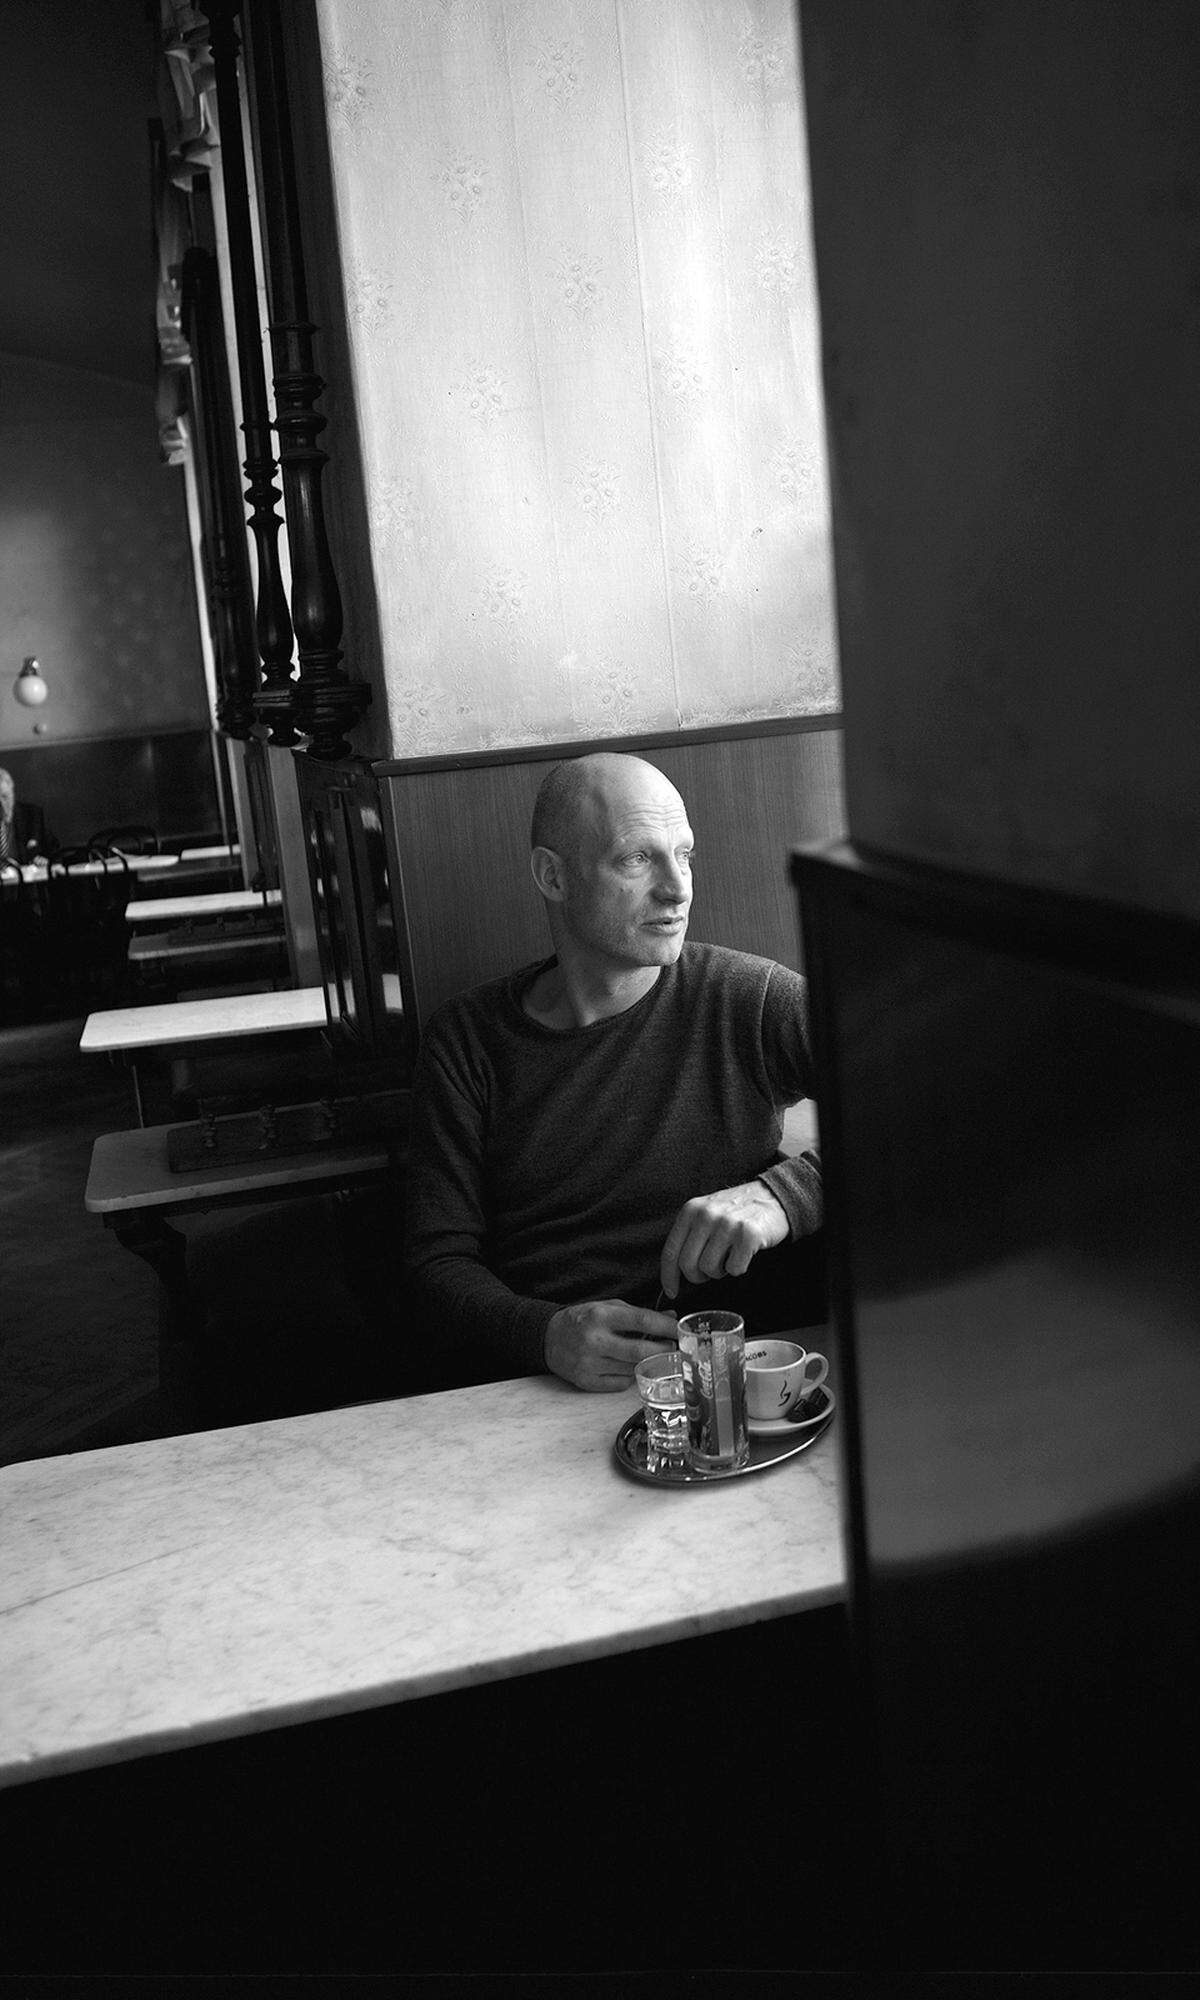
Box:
left=0, top=860, right=40, bottom=1020
left=165, top=721, right=842, bottom=1426
left=45, top=847, right=135, bottom=1012
left=30, top=725, right=859, bottom=1973
left=3, top=852, right=133, bottom=1022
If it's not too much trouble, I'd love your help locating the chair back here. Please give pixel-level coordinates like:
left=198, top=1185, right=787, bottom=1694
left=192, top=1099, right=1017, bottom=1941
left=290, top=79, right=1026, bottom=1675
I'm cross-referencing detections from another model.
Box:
left=51, top=844, right=122, bottom=876
left=87, top=824, right=160, bottom=856
left=44, top=846, right=133, bottom=1008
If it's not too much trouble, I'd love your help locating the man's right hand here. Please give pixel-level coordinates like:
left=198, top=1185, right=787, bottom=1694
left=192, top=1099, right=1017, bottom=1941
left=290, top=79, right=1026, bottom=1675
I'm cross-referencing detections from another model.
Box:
left=544, top=1299, right=679, bottom=1392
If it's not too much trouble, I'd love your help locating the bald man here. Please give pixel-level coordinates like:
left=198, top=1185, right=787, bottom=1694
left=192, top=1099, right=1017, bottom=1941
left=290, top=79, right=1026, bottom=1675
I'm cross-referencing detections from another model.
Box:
left=404, top=752, right=824, bottom=1391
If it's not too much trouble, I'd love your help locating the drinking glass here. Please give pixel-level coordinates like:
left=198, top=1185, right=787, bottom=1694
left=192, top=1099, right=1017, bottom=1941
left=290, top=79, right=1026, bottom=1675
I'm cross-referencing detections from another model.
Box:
left=634, top=1351, right=688, bottom=1467
left=677, top=1310, right=750, bottom=1473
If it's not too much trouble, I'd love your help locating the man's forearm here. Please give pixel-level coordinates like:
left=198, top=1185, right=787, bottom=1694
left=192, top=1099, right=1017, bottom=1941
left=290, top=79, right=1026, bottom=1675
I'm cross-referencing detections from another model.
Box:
left=757, top=1150, right=822, bottom=1238
left=408, top=1251, right=560, bottom=1377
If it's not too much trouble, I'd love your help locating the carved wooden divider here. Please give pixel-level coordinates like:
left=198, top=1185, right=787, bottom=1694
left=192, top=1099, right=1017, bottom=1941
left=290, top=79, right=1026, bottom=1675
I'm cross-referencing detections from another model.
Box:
left=179, top=241, right=259, bottom=740
left=200, top=0, right=298, bottom=749
left=200, top=0, right=370, bottom=763
left=153, top=19, right=251, bottom=748
left=242, top=0, right=373, bottom=761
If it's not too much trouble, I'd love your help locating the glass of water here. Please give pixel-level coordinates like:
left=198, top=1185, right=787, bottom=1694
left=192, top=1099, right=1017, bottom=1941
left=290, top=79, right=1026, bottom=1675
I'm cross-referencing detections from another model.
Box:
left=634, top=1351, right=688, bottom=1468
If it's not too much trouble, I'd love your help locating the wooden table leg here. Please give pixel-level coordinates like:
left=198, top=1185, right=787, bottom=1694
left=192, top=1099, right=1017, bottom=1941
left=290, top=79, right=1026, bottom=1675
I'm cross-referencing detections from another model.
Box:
left=105, top=1210, right=201, bottom=1428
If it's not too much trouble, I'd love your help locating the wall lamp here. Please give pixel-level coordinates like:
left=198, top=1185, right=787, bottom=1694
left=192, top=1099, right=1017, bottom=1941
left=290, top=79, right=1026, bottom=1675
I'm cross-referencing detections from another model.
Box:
left=13, top=657, right=49, bottom=708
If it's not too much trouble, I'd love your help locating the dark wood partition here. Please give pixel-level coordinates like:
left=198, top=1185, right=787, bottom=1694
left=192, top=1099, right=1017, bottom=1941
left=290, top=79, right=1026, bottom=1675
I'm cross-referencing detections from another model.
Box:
left=793, top=839, right=1200, bottom=1970
left=376, top=718, right=844, bottom=1043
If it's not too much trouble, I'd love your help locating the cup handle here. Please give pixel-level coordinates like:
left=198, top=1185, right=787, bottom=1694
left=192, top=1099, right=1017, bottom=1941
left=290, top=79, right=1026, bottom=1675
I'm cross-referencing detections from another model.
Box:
left=800, top=1352, right=829, bottom=1394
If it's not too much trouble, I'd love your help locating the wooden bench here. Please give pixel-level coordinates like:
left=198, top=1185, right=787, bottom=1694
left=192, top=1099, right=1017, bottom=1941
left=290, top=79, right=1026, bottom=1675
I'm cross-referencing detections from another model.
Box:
left=126, top=924, right=288, bottom=1001
left=84, top=1119, right=394, bottom=1422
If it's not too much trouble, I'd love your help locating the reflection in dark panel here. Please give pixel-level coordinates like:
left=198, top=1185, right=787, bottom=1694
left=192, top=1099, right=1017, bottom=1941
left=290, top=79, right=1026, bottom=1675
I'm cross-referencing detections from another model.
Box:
left=794, top=842, right=1200, bottom=1971
left=295, top=759, right=406, bottom=1065
left=241, top=737, right=280, bottom=892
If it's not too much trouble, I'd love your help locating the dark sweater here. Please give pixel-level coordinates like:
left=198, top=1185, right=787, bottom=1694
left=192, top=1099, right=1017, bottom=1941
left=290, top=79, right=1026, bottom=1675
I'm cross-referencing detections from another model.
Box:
left=404, top=942, right=822, bottom=1376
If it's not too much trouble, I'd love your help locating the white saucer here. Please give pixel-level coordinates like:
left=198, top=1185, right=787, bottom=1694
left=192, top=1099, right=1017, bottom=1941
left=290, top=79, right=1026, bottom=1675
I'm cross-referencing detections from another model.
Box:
left=747, top=1388, right=836, bottom=1439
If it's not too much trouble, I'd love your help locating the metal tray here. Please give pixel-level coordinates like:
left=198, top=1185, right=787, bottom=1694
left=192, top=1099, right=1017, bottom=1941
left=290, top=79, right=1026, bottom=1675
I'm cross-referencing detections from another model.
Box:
left=613, top=1404, right=834, bottom=1487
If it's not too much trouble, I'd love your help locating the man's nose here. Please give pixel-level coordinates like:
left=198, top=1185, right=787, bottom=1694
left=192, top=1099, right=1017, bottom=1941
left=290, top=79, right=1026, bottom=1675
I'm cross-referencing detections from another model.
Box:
left=654, top=857, right=691, bottom=902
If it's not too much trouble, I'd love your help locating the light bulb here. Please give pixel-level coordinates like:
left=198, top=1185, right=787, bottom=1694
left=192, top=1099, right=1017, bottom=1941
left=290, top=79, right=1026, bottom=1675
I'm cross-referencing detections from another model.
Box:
left=13, top=658, right=49, bottom=707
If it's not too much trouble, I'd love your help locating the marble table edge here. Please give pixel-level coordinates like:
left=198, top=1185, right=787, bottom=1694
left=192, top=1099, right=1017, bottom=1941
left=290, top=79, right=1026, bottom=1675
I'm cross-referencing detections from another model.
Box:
left=84, top=1145, right=392, bottom=1211
left=0, top=1586, right=846, bottom=1794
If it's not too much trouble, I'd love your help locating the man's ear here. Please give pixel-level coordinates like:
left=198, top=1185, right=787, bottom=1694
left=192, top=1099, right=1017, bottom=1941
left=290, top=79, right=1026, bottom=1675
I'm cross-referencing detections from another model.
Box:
left=530, top=845, right=567, bottom=903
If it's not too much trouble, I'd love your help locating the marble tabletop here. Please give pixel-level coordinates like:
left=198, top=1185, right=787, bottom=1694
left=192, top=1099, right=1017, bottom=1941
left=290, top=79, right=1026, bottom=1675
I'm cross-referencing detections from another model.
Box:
left=127, top=929, right=283, bottom=964
left=125, top=889, right=281, bottom=924
left=79, top=985, right=328, bottom=1054
left=19, top=853, right=179, bottom=884
left=0, top=1375, right=845, bottom=1790
left=85, top=1121, right=390, bottom=1212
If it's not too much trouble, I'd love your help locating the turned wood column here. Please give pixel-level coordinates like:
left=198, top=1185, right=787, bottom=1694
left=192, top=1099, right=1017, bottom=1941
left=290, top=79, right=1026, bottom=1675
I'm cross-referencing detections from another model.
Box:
left=181, top=245, right=259, bottom=739
left=242, top=0, right=371, bottom=762
left=200, top=0, right=298, bottom=748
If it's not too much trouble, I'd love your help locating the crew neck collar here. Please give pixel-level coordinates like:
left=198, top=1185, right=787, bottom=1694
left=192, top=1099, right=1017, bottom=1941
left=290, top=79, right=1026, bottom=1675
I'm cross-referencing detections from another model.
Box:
left=510, top=953, right=678, bottom=1035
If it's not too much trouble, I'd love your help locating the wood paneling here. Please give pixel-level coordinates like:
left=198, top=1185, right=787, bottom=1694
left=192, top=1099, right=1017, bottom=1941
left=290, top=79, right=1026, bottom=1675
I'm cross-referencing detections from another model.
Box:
left=379, top=722, right=844, bottom=1030
left=1, top=731, right=222, bottom=850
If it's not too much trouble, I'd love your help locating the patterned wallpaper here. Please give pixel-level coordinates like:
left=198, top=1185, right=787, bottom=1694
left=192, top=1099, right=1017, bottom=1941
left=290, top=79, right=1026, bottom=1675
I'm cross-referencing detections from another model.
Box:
left=314, top=0, right=839, bottom=755
left=0, top=353, right=208, bottom=751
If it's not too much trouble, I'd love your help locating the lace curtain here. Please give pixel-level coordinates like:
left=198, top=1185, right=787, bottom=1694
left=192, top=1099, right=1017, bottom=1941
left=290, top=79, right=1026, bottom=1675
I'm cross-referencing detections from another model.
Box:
left=316, top=0, right=838, bottom=754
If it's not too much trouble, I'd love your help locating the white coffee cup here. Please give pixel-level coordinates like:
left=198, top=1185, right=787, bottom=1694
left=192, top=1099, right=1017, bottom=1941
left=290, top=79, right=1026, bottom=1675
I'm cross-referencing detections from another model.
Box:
left=743, top=1338, right=829, bottom=1421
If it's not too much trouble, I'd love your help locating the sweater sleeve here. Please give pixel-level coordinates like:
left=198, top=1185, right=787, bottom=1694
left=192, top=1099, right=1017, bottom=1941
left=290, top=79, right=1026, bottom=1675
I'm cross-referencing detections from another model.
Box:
left=404, top=1015, right=559, bottom=1375
left=754, top=961, right=823, bottom=1239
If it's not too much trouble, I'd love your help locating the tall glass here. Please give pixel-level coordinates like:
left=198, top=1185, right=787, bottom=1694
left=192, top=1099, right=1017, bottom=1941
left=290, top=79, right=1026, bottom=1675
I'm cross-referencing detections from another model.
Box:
left=677, top=1310, right=750, bottom=1473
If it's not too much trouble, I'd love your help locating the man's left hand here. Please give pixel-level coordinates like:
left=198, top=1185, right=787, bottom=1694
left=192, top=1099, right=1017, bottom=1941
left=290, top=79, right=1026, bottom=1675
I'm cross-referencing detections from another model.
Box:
left=659, top=1180, right=789, bottom=1300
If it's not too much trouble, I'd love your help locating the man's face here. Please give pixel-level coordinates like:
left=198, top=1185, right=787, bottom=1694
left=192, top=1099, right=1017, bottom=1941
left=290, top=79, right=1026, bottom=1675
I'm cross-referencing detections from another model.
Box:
left=0, top=775, right=13, bottom=820
left=559, top=767, right=694, bottom=973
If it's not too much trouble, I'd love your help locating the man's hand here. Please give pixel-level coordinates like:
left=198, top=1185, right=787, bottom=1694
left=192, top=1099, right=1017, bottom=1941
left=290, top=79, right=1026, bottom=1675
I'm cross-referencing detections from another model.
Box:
left=544, top=1299, right=679, bottom=1392
left=659, top=1180, right=789, bottom=1300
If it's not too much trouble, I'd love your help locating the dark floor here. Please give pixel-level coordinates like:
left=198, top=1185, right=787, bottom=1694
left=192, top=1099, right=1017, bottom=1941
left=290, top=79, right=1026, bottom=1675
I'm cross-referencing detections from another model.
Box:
left=0, top=1013, right=453, bottom=1470
left=2, top=1607, right=863, bottom=1977
left=0, top=1016, right=165, bottom=1467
